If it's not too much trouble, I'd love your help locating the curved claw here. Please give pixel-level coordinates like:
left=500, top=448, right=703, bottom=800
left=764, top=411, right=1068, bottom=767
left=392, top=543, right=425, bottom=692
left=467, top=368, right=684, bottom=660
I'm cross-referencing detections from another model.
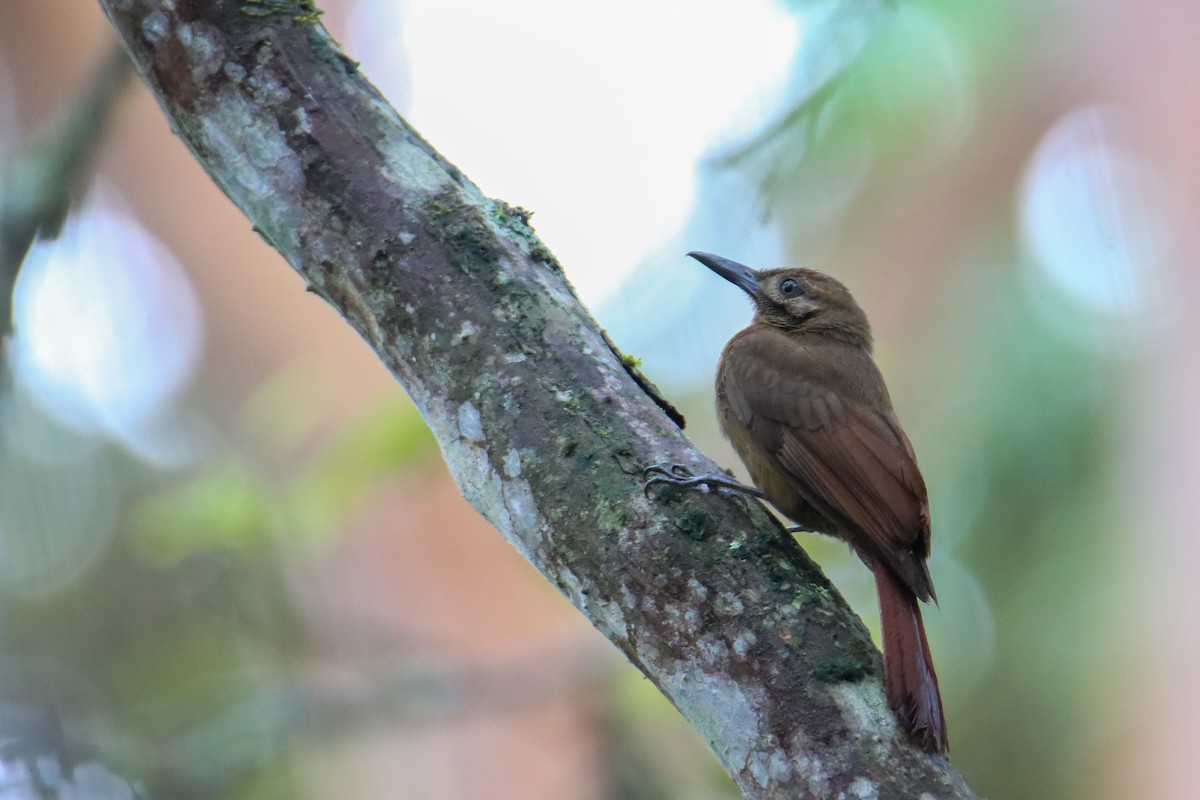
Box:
left=643, top=463, right=699, bottom=497
left=641, top=463, right=765, bottom=500
left=642, top=463, right=693, bottom=480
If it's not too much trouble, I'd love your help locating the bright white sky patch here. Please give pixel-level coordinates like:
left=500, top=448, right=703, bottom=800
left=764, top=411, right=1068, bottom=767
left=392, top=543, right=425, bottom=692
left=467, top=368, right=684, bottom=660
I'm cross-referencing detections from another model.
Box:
left=1019, top=105, right=1174, bottom=349
left=12, top=185, right=203, bottom=446
left=351, top=0, right=801, bottom=305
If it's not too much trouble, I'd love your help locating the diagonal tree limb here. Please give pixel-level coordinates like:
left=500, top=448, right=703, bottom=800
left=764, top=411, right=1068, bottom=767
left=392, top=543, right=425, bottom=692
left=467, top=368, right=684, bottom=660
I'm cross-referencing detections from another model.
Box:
left=0, top=44, right=132, bottom=340
left=97, top=2, right=979, bottom=798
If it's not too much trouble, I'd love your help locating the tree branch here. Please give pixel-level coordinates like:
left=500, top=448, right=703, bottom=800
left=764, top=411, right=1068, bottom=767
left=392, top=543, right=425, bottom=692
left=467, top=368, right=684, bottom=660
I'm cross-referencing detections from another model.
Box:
left=98, top=2, right=978, bottom=797
left=0, top=44, right=131, bottom=339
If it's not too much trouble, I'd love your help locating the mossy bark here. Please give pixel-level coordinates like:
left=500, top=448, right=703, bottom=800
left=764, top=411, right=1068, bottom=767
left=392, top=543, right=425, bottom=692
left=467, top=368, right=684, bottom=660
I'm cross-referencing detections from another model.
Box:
left=98, top=2, right=979, bottom=798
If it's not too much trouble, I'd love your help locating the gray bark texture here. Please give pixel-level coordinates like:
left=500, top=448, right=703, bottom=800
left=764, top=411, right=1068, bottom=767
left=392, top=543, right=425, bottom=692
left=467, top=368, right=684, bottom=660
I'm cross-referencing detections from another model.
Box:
left=99, top=2, right=980, bottom=798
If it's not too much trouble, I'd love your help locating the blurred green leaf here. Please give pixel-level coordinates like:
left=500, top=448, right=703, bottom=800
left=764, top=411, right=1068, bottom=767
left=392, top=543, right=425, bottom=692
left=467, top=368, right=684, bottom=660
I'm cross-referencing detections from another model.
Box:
left=130, top=457, right=285, bottom=562
left=288, top=394, right=438, bottom=535
left=131, top=381, right=436, bottom=562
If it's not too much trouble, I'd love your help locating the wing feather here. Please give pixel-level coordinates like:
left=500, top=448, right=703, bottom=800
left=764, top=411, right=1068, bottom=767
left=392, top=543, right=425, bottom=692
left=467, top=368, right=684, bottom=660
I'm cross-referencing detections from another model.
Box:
left=720, top=328, right=933, bottom=599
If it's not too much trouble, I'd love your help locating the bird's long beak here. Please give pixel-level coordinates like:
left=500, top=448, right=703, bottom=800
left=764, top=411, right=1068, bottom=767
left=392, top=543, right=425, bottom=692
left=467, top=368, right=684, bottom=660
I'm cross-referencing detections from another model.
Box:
left=687, top=251, right=760, bottom=297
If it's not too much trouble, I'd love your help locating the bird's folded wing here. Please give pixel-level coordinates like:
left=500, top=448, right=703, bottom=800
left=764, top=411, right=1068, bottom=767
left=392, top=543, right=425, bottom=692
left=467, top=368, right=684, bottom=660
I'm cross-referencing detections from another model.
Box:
left=721, top=331, right=933, bottom=598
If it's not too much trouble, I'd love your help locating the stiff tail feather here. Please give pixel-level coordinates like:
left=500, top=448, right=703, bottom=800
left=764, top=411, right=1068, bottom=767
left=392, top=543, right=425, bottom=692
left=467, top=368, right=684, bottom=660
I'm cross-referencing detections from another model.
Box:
left=874, top=566, right=948, bottom=753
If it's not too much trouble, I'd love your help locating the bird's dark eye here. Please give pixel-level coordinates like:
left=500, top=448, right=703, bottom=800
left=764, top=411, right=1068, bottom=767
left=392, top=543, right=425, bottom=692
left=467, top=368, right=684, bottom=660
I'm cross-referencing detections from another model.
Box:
left=779, top=278, right=798, bottom=295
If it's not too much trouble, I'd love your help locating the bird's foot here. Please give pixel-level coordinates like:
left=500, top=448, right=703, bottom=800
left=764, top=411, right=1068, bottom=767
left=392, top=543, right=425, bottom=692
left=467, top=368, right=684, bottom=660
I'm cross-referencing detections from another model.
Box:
left=642, top=464, right=765, bottom=499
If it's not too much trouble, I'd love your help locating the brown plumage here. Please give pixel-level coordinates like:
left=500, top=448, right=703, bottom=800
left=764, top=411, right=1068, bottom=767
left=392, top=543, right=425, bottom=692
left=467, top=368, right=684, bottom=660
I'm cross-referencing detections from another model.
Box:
left=690, top=251, right=947, bottom=753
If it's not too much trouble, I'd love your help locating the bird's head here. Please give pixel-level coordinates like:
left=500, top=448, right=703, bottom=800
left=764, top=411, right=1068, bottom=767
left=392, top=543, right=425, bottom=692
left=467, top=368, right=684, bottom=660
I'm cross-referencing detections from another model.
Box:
left=688, top=251, right=873, bottom=349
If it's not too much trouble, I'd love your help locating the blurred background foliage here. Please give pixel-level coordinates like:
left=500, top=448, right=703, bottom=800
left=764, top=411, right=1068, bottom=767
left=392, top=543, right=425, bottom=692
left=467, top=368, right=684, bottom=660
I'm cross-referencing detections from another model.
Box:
left=0, top=0, right=1190, bottom=798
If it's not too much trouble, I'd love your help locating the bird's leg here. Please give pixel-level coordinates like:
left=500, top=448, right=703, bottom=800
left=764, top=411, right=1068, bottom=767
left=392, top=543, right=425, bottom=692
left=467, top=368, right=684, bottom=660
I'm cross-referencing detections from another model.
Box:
left=644, top=464, right=813, bottom=534
left=642, top=464, right=765, bottom=499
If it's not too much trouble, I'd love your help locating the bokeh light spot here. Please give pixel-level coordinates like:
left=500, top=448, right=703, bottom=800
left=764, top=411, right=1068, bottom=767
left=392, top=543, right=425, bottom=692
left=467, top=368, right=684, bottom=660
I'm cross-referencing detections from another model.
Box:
left=12, top=185, right=204, bottom=446
left=1019, top=105, right=1174, bottom=349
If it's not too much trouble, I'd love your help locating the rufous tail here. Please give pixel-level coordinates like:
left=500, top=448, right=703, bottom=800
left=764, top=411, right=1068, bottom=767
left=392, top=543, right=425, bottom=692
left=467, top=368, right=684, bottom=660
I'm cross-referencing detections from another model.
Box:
left=874, top=566, right=948, bottom=753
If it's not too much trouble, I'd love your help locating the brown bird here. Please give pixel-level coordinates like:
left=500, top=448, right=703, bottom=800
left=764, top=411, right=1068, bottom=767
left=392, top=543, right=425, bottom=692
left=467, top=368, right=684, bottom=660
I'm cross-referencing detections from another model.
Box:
left=648, top=251, right=947, bottom=753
